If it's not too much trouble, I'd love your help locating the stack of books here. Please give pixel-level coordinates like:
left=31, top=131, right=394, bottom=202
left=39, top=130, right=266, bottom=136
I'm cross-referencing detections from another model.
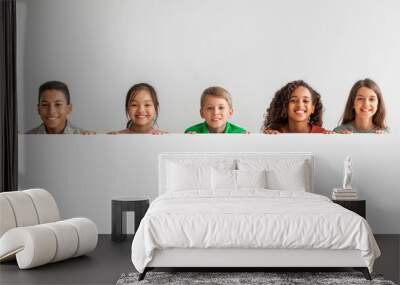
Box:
left=332, top=188, right=358, bottom=200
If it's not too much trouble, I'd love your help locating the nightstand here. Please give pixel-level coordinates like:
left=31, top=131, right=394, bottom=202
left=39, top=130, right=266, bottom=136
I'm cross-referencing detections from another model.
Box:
left=111, top=197, right=149, bottom=241
left=332, top=199, right=366, bottom=219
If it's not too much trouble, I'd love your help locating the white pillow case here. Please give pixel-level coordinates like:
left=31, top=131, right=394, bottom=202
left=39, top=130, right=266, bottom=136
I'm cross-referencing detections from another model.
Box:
left=166, top=159, right=235, bottom=192
left=236, top=169, right=268, bottom=189
left=212, top=169, right=237, bottom=190
left=211, top=168, right=268, bottom=190
left=266, top=168, right=306, bottom=191
left=237, top=159, right=310, bottom=192
left=167, top=162, right=212, bottom=191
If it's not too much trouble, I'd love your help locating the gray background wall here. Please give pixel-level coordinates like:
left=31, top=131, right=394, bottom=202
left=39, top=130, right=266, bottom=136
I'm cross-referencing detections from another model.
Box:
left=16, top=0, right=400, bottom=234
left=18, top=135, right=400, bottom=234
left=17, top=0, right=400, bottom=133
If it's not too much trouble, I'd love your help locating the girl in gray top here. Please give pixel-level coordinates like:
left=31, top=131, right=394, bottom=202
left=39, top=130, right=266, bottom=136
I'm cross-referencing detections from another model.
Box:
left=334, top=79, right=389, bottom=134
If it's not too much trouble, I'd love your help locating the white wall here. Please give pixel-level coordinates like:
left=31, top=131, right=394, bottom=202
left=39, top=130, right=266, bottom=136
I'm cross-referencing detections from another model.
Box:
left=18, top=135, right=400, bottom=234
left=16, top=1, right=400, bottom=234
left=17, top=0, right=400, bottom=133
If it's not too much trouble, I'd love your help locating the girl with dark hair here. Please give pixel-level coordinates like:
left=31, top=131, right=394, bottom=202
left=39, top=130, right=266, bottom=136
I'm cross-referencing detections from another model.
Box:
left=334, top=79, right=389, bottom=134
left=108, top=83, right=167, bottom=134
left=262, top=80, right=331, bottom=134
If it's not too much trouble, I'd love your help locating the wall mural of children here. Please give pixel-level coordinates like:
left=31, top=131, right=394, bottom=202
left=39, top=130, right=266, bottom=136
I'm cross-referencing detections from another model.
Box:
left=26, top=81, right=95, bottom=134
left=25, top=80, right=390, bottom=135
left=334, top=79, right=389, bottom=134
left=185, top=86, right=247, bottom=134
left=262, top=80, right=332, bottom=134
left=108, top=83, right=167, bottom=135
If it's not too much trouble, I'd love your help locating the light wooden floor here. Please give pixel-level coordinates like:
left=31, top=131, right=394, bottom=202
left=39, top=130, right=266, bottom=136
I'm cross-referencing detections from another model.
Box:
left=0, top=235, right=398, bottom=285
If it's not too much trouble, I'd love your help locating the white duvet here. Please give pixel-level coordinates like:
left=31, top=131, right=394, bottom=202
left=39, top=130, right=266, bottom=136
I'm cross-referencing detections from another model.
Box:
left=131, top=190, right=380, bottom=273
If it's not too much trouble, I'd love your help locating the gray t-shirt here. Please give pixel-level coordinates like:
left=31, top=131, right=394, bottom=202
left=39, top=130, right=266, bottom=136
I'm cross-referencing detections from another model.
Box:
left=26, top=121, right=84, bottom=134
left=333, top=122, right=390, bottom=133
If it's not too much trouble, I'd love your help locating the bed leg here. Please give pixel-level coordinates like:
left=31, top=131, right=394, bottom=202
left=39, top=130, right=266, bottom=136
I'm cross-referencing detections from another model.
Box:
left=138, top=268, right=148, bottom=281
left=354, top=267, right=371, bottom=280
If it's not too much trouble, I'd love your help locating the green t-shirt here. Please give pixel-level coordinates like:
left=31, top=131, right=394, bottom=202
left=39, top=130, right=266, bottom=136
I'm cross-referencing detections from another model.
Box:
left=185, top=121, right=246, bottom=134
left=333, top=122, right=390, bottom=133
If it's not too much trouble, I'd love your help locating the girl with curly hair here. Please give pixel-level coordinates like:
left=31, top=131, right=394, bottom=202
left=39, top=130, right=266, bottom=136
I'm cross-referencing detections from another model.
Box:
left=262, top=80, right=330, bottom=134
left=334, top=79, right=389, bottom=134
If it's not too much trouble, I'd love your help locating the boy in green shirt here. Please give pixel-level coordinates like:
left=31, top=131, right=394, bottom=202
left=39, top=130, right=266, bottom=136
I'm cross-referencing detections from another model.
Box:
left=185, top=86, right=247, bottom=134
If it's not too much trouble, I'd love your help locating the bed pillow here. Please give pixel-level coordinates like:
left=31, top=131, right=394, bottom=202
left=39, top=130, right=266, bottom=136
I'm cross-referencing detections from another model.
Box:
left=166, top=162, right=212, bottom=191
left=212, top=168, right=237, bottom=190
left=237, top=159, right=310, bottom=192
left=211, top=169, right=268, bottom=190
left=266, top=168, right=306, bottom=191
left=166, top=158, right=236, bottom=170
left=236, top=169, right=268, bottom=189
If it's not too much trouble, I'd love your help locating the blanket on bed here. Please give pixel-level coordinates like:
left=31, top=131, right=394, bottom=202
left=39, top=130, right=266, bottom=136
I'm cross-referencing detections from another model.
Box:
left=131, top=190, right=380, bottom=272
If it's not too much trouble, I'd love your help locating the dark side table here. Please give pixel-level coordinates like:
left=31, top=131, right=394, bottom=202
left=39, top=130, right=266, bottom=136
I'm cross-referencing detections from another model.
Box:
left=333, top=199, right=366, bottom=219
left=111, top=197, right=149, bottom=241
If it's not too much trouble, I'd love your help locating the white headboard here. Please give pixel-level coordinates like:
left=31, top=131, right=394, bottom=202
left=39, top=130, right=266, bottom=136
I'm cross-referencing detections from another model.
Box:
left=158, top=152, right=314, bottom=195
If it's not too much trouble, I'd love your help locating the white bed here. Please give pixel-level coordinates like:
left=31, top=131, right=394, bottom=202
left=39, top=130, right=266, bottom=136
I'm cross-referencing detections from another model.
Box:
left=131, top=152, right=380, bottom=280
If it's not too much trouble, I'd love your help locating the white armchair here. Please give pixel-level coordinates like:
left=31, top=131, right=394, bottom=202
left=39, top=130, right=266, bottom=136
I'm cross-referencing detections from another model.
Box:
left=0, top=188, right=98, bottom=269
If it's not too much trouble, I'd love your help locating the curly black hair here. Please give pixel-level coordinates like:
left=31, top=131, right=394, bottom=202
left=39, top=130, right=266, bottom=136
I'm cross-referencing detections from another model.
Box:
left=262, top=80, right=323, bottom=131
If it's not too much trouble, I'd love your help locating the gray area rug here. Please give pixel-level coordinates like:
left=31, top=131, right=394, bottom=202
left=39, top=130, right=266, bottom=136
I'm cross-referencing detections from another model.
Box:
left=116, top=271, right=396, bottom=285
